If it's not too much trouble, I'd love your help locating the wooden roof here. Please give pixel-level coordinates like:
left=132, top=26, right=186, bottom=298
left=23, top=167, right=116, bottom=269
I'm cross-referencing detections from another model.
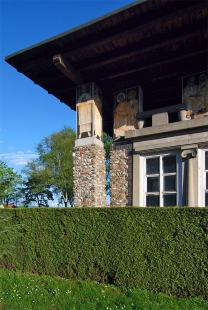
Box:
left=5, top=0, right=208, bottom=136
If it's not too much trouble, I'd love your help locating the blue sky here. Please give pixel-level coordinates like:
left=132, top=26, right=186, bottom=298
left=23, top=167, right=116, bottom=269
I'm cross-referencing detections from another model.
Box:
left=0, top=0, right=134, bottom=175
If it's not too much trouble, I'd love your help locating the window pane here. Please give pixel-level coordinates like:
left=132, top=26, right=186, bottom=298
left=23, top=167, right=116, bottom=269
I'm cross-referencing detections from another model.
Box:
left=163, top=155, right=176, bottom=173
left=206, top=193, right=208, bottom=206
left=164, top=175, right=176, bottom=191
left=146, top=195, right=159, bottom=206
left=164, top=194, right=176, bottom=206
left=146, top=157, right=159, bottom=175
left=206, top=152, right=208, bottom=170
left=147, top=177, right=159, bottom=192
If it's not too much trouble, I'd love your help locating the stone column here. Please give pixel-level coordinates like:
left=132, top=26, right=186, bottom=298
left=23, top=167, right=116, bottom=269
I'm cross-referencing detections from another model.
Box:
left=74, top=83, right=105, bottom=207
left=181, top=145, right=198, bottom=206
left=110, top=149, right=128, bottom=206
left=73, top=137, right=106, bottom=207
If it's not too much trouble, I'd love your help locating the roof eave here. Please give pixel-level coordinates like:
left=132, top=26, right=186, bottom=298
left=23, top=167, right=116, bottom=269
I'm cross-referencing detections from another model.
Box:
left=5, top=0, right=147, bottom=62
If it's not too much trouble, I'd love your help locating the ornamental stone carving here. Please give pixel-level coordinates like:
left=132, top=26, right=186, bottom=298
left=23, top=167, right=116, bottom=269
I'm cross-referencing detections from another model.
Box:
left=183, top=72, right=208, bottom=118
left=113, top=86, right=143, bottom=139
left=76, top=83, right=102, bottom=140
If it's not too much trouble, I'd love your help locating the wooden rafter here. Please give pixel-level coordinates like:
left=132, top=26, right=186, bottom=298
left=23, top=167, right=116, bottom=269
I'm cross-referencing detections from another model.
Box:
left=66, top=2, right=207, bottom=61
left=100, top=49, right=207, bottom=81
left=53, top=54, right=83, bottom=85
left=80, top=28, right=207, bottom=72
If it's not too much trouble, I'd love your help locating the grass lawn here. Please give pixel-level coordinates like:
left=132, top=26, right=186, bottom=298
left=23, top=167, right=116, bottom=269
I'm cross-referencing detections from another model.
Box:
left=0, top=268, right=207, bottom=310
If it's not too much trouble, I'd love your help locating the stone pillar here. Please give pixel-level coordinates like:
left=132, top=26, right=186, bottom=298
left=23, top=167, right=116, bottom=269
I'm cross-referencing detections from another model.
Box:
left=181, top=144, right=198, bottom=206
left=73, top=137, right=106, bottom=207
left=74, top=83, right=105, bottom=207
left=110, top=149, right=128, bottom=206
left=187, top=156, right=194, bottom=206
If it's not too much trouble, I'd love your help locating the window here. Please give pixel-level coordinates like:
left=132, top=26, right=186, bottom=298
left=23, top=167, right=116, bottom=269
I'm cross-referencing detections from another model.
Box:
left=205, top=151, right=208, bottom=206
left=144, top=153, right=181, bottom=207
left=198, top=149, right=208, bottom=207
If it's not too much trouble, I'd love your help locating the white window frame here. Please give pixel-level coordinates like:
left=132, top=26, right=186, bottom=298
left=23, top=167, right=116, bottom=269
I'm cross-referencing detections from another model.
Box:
left=140, top=150, right=182, bottom=207
left=198, top=148, right=208, bottom=207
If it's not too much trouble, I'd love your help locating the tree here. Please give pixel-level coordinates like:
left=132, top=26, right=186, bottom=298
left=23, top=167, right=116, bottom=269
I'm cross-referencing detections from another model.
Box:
left=36, top=126, right=76, bottom=207
left=102, top=133, right=113, bottom=196
left=22, top=160, right=53, bottom=207
left=0, top=160, right=23, bottom=206
left=21, top=128, right=111, bottom=207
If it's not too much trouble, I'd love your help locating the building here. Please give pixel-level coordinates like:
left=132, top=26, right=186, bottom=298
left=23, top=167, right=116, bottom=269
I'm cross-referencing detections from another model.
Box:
left=5, top=0, right=208, bottom=207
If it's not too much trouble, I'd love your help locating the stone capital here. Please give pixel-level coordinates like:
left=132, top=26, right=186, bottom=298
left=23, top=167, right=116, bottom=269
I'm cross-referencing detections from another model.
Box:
left=181, top=148, right=197, bottom=158
left=75, top=137, right=104, bottom=148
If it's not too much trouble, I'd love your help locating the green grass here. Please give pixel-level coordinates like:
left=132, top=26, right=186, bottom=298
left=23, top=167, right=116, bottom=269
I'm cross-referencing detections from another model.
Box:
left=0, top=269, right=207, bottom=310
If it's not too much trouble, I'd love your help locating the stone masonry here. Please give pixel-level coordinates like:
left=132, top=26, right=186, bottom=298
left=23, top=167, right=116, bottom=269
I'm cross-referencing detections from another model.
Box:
left=110, top=149, right=128, bottom=206
left=73, top=144, right=106, bottom=207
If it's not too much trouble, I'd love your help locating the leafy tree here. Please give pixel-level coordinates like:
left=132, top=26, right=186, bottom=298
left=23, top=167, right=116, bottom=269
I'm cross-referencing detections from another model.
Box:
left=0, top=160, right=23, bottom=206
left=21, top=128, right=112, bottom=207
left=22, top=160, right=53, bottom=207
left=36, top=126, right=76, bottom=207
left=102, top=133, right=113, bottom=196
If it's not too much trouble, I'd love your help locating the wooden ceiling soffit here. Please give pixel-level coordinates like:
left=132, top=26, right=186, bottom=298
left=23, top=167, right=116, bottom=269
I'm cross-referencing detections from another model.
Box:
left=53, top=54, right=83, bottom=85
left=100, top=49, right=207, bottom=81
left=48, top=86, right=76, bottom=96
left=66, top=2, right=207, bottom=62
left=80, top=28, right=207, bottom=72
left=33, top=73, right=67, bottom=85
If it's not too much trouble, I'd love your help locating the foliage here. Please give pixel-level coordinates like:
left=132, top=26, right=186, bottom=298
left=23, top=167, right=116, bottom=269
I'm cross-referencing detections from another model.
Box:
left=21, top=129, right=111, bottom=206
left=36, top=126, right=76, bottom=207
left=1, top=269, right=208, bottom=310
left=0, top=160, right=23, bottom=206
left=22, top=126, right=76, bottom=207
left=102, top=133, right=113, bottom=196
left=21, top=161, right=53, bottom=207
left=0, top=213, right=23, bottom=259
left=0, top=207, right=208, bottom=299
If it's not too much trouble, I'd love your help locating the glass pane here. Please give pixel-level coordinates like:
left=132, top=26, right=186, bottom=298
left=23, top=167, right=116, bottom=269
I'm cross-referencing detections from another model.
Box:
left=206, top=152, right=208, bottom=170
left=206, top=173, right=208, bottom=190
left=164, top=194, right=176, bottom=206
left=146, top=195, right=159, bottom=206
left=147, top=177, right=159, bottom=192
left=164, top=175, right=176, bottom=191
left=163, top=155, right=176, bottom=173
left=146, top=157, right=159, bottom=175
left=206, top=193, right=208, bottom=206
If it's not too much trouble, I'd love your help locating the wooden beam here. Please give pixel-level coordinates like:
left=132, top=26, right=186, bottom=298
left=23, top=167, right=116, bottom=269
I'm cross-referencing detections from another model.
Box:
left=80, top=29, right=207, bottom=72
left=66, top=2, right=207, bottom=60
left=53, top=54, right=83, bottom=85
left=100, top=49, right=207, bottom=81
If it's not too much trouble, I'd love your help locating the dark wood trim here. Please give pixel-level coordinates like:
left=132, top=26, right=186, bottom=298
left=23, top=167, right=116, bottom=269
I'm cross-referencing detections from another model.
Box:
left=53, top=54, right=83, bottom=85
left=80, top=29, right=207, bottom=72
left=100, top=49, right=206, bottom=81
left=65, top=2, right=207, bottom=60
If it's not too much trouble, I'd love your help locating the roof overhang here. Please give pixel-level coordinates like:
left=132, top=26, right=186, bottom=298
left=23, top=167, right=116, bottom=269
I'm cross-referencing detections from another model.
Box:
left=5, top=0, right=208, bottom=135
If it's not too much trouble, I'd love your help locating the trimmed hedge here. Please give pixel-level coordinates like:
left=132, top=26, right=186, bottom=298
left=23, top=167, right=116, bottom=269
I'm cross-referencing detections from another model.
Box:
left=0, top=207, right=208, bottom=298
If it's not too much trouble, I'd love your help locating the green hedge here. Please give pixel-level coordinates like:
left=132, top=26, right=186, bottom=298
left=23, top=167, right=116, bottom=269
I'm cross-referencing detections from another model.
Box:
left=0, top=207, right=208, bottom=298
